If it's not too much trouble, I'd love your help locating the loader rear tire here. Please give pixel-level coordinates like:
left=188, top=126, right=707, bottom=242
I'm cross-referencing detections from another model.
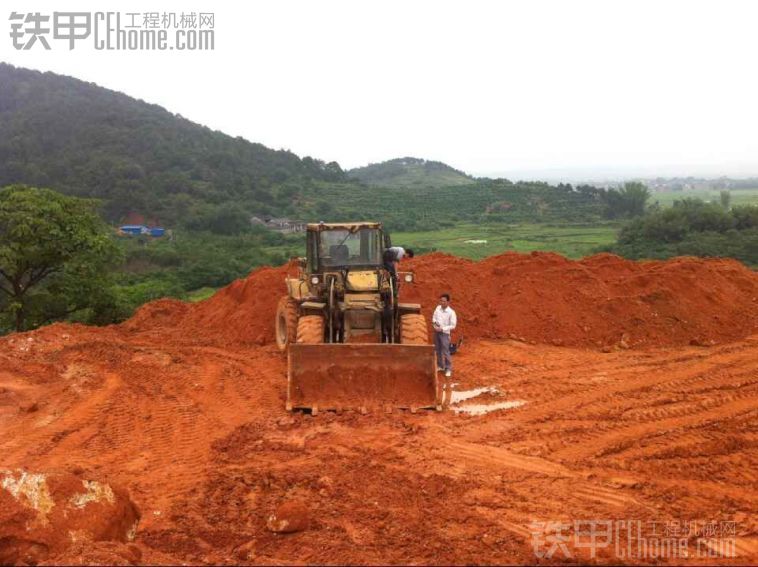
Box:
left=400, top=313, right=429, bottom=345
left=276, top=297, right=298, bottom=352
left=296, top=315, right=325, bottom=344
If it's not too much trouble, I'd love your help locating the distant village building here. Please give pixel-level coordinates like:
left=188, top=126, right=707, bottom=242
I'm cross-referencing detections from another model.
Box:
left=122, top=212, right=160, bottom=226
left=250, top=216, right=306, bottom=233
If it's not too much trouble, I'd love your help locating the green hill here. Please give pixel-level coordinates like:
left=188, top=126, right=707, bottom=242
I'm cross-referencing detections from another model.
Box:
left=303, top=179, right=605, bottom=231
left=0, top=63, right=345, bottom=224
left=347, top=157, right=475, bottom=188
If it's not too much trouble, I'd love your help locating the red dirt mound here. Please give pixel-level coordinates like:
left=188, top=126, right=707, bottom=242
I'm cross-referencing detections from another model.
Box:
left=123, top=252, right=758, bottom=349
left=401, top=251, right=758, bottom=347
left=122, top=265, right=289, bottom=346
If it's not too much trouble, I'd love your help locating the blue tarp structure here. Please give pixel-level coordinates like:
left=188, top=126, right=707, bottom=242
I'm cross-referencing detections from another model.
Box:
left=119, top=225, right=146, bottom=235
left=119, top=225, right=166, bottom=237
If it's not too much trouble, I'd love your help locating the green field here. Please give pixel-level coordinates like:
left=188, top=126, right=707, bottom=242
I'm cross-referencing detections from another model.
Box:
left=651, top=188, right=758, bottom=208
left=177, top=223, right=619, bottom=302
left=393, top=222, right=620, bottom=260
left=238, top=223, right=621, bottom=263
left=185, top=287, right=219, bottom=302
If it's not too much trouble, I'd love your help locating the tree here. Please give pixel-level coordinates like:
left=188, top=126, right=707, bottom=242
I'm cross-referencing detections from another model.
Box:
left=621, top=182, right=651, bottom=216
left=720, top=190, right=731, bottom=210
left=0, top=185, right=121, bottom=332
left=603, top=182, right=651, bottom=218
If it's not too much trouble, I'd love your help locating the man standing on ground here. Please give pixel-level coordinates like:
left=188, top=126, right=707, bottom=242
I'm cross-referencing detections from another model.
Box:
left=432, top=293, right=457, bottom=377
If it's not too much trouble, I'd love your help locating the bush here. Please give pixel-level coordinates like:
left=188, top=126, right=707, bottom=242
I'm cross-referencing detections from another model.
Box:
left=732, top=205, right=758, bottom=229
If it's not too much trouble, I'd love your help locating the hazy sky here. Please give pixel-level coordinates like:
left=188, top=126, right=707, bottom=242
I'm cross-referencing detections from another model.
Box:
left=3, top=0, right=758, bottom=179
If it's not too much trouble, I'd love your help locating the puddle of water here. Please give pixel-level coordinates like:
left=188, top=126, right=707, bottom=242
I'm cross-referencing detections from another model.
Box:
left=447, top=385, right=526, bottom=415
left=449, top=386, right=499, bottom=404
left=451, top=400, right=526, bottom=415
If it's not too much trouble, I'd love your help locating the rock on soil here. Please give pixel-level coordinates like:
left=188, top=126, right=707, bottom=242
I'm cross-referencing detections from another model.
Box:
left=266, top=501, right=310, bottom=533
left=0, top=469, right=140, bottom=565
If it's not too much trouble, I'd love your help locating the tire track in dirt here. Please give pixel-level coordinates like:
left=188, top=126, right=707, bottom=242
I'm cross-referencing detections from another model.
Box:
left=0, top=367, right=122, bottom=464
left=518, top=352, right=757, bottom=424
left=461, top=339, right=758, bottom=462
left=552, top=388, right=757, bottom=462
left=433, top=439, right=573, bottom=477
left=113, top=348, right=284, bottom=522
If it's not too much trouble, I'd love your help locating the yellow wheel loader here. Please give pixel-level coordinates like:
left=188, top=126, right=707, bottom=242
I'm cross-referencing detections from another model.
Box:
left=275, top=222, right=440, bottom=413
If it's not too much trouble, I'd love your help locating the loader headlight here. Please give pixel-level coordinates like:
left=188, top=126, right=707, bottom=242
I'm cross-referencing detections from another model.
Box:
left=311, top=276, right=319, bottom=284
left=404, top=274, right=413, bottom=283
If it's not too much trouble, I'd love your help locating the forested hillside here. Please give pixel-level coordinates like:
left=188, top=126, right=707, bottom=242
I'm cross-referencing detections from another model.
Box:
left=0, top=63, right=345, bottom=225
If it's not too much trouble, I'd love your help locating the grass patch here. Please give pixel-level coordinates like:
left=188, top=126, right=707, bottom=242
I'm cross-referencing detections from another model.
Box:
left=651, top=188, right=758, bottom=208
left=184, top=287, right=218, bottom=302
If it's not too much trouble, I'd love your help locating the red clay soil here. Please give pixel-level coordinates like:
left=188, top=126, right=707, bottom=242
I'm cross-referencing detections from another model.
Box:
left=1, top=252, right=757, bottom=565
left=125, top=252, right=758, bottom=349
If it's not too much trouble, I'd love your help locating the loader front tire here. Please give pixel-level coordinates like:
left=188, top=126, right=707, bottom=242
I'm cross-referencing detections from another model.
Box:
left=400, top=313, right=429, bottom=345
left=276, top=297, right=299, bottom=352
left=296, top=315, right=325, bottom=344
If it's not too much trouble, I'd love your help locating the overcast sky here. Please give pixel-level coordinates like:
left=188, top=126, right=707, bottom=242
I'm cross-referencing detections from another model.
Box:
left=3, top=0, right=758, bottom=180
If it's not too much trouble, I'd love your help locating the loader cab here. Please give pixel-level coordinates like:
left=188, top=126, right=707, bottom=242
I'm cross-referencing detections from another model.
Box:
left=306, top=222, right=390, bottom=273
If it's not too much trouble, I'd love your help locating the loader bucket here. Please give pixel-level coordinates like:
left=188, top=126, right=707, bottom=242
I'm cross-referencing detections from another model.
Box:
left=287, top=343, right=441, bottom=413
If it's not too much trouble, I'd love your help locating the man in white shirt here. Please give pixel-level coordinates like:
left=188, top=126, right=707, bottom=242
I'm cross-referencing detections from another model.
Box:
left=432, top=293, right=457, bottom=377
left=382, top=246, right=415, bottom=292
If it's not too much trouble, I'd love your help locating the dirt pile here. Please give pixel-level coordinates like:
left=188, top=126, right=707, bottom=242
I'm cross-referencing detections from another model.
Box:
left=402, top=252, right=758, bottom=347
left=121, top=265, right=289, bottom=346
left=123, top=252, right=758, bottom=349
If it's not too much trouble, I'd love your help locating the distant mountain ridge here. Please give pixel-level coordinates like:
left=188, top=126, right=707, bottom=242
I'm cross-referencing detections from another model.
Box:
left=348, top=157, right=475, bottom=189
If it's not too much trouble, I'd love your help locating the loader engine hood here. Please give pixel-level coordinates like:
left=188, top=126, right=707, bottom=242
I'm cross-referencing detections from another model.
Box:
left=346, top=270, right=379, bottom=291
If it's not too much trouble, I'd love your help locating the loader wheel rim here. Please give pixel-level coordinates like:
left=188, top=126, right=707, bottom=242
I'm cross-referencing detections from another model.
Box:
left=275, top=297, right=298, bottom=351
left=277, top=311, right=287, bottom=345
